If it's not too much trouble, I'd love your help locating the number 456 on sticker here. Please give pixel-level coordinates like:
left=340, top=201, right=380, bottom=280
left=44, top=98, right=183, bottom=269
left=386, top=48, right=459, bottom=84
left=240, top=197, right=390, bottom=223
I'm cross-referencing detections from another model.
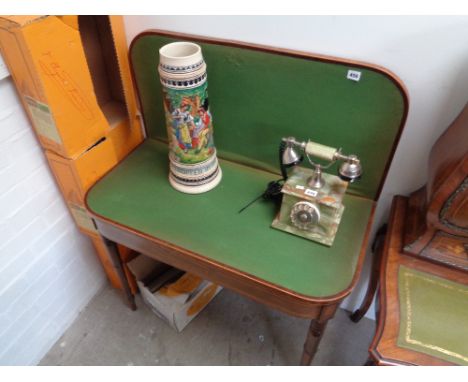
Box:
left=347, top=70, right=362, bottom=82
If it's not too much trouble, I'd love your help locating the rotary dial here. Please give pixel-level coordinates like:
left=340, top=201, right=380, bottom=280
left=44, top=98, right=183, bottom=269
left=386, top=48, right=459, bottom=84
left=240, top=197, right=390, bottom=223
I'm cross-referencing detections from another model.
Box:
left=290, top=201, right=320, bottom=231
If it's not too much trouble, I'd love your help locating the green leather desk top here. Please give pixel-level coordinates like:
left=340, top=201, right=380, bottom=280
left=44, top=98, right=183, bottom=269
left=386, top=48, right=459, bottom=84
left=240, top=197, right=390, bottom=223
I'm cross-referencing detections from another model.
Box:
left=87, top=139, right=373, bottom=298
left=130, top=32, right=408, bottom=200
left=398, top=265, right=468, bottom=365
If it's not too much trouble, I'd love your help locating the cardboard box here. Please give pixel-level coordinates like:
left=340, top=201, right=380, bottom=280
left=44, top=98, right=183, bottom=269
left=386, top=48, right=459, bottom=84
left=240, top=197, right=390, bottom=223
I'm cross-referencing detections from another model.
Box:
left=89, top=232, right=138, bottom=293
left=127, top=255, right=223, bottom=332
left=46, top=115, right=143, bottom=235
left=0, top=15, right=141, bottom=159
left=0, top=15, right=144, bottom=292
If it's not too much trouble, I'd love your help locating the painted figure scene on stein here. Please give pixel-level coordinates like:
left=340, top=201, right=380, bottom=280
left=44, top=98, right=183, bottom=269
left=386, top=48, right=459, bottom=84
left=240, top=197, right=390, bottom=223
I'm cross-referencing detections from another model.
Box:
left=163, top=82, right=215, bottom=164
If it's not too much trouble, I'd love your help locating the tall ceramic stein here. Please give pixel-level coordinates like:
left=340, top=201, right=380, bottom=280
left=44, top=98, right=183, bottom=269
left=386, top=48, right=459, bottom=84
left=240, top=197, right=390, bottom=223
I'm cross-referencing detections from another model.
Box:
left=158, top=42, right=222, bottom=194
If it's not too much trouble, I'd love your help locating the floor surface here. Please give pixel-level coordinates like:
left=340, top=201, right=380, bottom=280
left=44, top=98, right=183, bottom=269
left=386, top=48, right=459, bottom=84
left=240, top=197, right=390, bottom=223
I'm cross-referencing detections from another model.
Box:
left=40, top=285, right=375, bottom=366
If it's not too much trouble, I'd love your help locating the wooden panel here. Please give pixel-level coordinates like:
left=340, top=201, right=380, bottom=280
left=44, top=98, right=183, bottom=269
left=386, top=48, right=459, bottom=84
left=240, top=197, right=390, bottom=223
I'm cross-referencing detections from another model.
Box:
left=420, top=231, right=468, bottom=271
left=440, top=178, right=468, bottom=232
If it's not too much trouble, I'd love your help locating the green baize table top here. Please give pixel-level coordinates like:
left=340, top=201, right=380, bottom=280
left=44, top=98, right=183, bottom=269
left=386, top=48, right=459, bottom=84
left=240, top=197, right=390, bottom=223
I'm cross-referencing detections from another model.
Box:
left=87, top=139, right=373, bottom=298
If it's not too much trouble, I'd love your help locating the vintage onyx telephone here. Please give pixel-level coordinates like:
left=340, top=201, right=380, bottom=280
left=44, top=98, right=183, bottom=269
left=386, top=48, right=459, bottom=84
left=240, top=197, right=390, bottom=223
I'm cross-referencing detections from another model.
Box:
left=271, top=137, right=362, bottom=246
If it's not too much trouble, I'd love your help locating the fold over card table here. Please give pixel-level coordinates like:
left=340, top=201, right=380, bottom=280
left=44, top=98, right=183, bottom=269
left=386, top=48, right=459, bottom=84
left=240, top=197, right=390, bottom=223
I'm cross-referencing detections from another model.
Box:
left=86, top=30, right=408, bottom=365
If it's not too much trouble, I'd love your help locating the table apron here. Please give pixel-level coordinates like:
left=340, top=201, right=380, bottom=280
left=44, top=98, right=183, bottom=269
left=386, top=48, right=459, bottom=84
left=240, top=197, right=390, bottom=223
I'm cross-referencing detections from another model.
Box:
left=94, top=217, right=345, bottom=318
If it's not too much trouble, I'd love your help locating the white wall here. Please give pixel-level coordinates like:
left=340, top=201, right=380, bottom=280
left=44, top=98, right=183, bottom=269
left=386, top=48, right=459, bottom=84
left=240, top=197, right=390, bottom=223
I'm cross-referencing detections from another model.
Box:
left=0, top=69, right=106, bottom=365
left=124, top=16, right=468, bottom=318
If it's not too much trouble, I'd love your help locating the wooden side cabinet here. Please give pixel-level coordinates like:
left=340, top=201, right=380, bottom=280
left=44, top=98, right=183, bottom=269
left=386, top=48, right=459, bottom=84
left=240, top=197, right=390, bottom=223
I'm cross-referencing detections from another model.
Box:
left=352, top=102, right=468, bottom=365
left=403, top=103, right=468, bottom=271
left=369, top=196, right=468, bottom=366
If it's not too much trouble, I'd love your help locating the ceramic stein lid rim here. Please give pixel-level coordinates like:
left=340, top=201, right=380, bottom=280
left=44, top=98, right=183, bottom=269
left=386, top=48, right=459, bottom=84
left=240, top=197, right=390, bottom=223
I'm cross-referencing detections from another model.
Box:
left=159, top=41, right=203, bottom=67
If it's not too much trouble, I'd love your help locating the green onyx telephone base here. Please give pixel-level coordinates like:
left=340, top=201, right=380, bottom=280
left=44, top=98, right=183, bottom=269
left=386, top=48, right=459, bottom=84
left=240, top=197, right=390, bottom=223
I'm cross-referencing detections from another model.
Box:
left=272, top=137, right=363, bottom=246
left=272, top=167, right=348, bottom=246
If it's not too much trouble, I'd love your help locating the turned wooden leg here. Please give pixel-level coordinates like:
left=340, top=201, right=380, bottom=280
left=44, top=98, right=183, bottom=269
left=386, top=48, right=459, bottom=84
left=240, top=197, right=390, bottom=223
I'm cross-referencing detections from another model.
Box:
left=300, top=319, right=328, bottom=365
left=350, top=224, right=387, bottom=323
left=300, top=304, right=338, bottom=365
left=104, top=238, right=137, bottom=311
